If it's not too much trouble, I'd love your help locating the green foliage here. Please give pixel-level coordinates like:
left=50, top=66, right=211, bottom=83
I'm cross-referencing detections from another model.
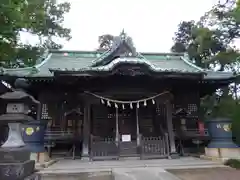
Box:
left=224, top=159, right=240, bottom=169
left=0, top=0, right=71, bottom=68
left=200, top=94, right=238, bottom=119
left=171, top=1, right=240, bottom=69
left=97, top=34, right=114, bottom=51
left=171, top=20, right=239, bottom=69
left=231, top=103, right=240, bottom=145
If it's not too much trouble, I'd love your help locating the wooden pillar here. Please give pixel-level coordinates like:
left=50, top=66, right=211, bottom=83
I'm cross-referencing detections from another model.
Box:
left=136, top=107, right=140, bottom=146
left=81, top=104, right=90, bottom=161
left=166, top=100, right=177, bottom=157
left=115, top=108, right=119, bottom=144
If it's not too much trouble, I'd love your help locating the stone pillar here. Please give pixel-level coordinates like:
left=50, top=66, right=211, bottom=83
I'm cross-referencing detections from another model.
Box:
left=166, top=100, right=178, bottom=158
left=81, top=104, right=90, bottom=161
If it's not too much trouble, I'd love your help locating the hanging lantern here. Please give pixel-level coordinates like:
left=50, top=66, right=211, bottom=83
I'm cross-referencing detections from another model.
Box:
left=130, top=103, right=133, bottom=109
left=152, top=99, right=155, bottom=104
left=101, top=99, right=105, bottom=104
left=144, top=100, right=147, bottom=106
left=137, top=102, right=139, bottom=108
left=115, top=103, right=118, bottom=109
left=122, top=104, right=125, bottom=109
left=107, top=101, right=111, bottom=107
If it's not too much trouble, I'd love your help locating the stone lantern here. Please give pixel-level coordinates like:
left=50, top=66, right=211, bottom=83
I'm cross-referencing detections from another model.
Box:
left=0, top=79, right=38, bottom=180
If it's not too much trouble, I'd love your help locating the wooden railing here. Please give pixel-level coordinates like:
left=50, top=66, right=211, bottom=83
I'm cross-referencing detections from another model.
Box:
left=174, top=128, right=209, bottom=139
left=140, top=133, right=170, bottom=159
left=89, top=133, right=170, bottom=160
left=44, top=130, right=77, bottom=159
left=44, top=130, right=74, bottom=141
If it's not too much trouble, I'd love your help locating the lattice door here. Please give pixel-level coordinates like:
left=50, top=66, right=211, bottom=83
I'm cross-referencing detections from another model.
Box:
left=91, top=105, right=115, bottom=137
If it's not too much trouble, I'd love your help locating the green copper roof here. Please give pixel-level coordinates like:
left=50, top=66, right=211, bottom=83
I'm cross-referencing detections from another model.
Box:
left=0, top=50, right=234, bottom=80
left=0, top=31, right=235, bottom=81
left=50, top=55, right=202, bottom=73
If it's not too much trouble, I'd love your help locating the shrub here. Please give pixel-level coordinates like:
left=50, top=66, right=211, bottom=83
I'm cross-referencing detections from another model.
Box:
left=224, top=159, right=240, bottom=169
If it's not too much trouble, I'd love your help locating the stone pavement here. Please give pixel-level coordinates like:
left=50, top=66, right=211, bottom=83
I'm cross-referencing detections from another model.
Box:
left=39, top=167, right=181, bottom=180
left=113, top=168, right=181, bottom=180
left=38, top=157, right=226, bottom=180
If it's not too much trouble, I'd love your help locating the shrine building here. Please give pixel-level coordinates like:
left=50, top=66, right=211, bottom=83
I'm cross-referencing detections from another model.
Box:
left=0, top=31, right=237, bottom=161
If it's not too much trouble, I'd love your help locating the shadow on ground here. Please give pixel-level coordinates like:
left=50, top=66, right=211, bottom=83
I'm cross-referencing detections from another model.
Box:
left=168, top=167, right=240, bottom=180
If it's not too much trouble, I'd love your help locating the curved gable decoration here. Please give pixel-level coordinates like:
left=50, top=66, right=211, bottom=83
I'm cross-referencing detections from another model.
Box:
left=92, top=57, right=197, bottom=73
left=111, top=62, right=152, bottom=76
left=95, top=58, right=161, bottom=76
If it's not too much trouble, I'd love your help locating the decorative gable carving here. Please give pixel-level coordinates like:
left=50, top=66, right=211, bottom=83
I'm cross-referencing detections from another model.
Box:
left=112, top=64, right=150, bottom=76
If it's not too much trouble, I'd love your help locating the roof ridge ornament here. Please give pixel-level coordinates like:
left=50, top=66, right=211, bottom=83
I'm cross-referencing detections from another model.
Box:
left=115, top=30, right=138, bottom=57
left=120, top=29, right=127, bottom=40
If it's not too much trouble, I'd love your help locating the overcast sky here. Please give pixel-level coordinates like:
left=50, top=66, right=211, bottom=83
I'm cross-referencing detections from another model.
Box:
left=22, top=0, right=220, bottom=52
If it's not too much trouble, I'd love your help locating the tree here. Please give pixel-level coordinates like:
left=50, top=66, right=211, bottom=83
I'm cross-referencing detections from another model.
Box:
left=199, top=0, right=239, bottom=45
left=172, top=1, right=240, bottom=70
left=97, top=34, right=114, bottom=51
left=0, top=0, right=71, bottom=68
left=171, top=21, right=229, bottom=68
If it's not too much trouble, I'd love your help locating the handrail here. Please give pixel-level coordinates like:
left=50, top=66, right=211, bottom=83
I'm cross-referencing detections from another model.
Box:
left=44, top=130, right=75, bottom=141
left=45, top=130, right=74, bottom=136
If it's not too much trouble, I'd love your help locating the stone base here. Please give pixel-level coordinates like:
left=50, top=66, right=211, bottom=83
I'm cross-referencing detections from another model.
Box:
left=204, top=147, right=240, bottom=162
left=0, top=147, right=30, bottom=163
left=0, top=160, right=35, bottom=180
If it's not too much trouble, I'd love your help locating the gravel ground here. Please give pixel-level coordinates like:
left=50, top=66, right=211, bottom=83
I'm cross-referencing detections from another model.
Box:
left=168, top=167, right=240, bottom=180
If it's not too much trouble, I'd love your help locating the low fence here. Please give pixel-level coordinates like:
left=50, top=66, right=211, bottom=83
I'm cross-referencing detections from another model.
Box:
left=90, top=135, right=119, bottom=161
left=43, top=130, right=171, bottom=161
left=44, top=130, right=77, bottom=159
left=140, top=134, right=170, bottom=159
left=89, top=134, right=170, bottom=160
